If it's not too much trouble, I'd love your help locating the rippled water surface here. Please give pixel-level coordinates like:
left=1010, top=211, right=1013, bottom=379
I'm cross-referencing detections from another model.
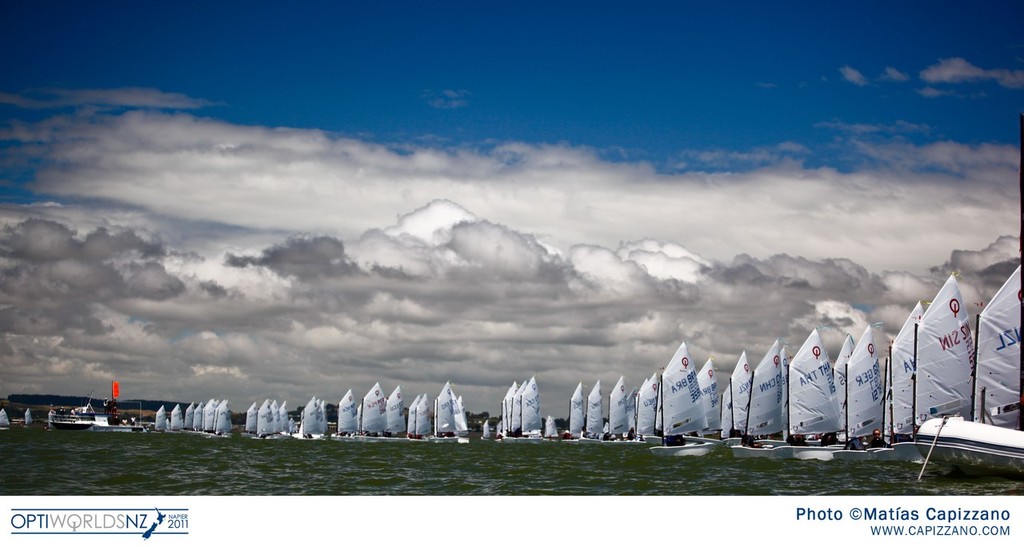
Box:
left=2, top=428, right=1022, bottom=496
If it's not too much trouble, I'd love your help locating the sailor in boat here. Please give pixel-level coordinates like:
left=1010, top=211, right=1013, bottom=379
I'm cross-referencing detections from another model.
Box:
left=663, top=434, right=687, bottom=446
left=786, top=434, right=808, bottom=446
left=868, top=429, right=888, bottom=448
left=845, top=435, right=866, bottom=450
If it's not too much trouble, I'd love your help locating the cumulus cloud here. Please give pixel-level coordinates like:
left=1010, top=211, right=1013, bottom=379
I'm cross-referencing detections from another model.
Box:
left=0, top=103, right=1019, bottom=413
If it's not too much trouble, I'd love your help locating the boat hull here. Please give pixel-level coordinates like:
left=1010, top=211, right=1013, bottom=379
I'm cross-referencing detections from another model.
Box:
left=649, top=444, right=716, bottom=456
left=916, top=417, right=1024, bottom=479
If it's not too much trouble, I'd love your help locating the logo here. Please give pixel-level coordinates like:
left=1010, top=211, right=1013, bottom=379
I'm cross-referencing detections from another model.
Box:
left=10, top=507, right=189, bottom=540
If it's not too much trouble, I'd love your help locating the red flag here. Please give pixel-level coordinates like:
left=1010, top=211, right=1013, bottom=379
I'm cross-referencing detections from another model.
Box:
left=112, top=381, right=120, bottom=399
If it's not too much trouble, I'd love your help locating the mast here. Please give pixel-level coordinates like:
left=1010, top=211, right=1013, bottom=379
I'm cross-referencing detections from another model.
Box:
left=1019, top=112, right=1023, bottom=432
left=971, top=311, right=981, bottom=422
left=887, top=343, right=894, bottom=443
left=658, top=373, right=665, bottom=445
left=741, top=359, right=755, bottom=436
left=911, top=323, right=919, bottom=441
left=844, top=351, right=850, bottom=442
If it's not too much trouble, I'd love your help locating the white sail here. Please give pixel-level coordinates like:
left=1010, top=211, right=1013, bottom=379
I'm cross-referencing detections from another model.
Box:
left=406, top=394, right=422, bottom=437
left=544, top=415, right=558, bottom=438
left=975, top=264, right=1021, bottom=428
left=891, top=302, right=925, bottom=436
left=501, top=382, right=518, bottom=436
left=747, top=339, right=785, bottom=436
left=276, top=401, right=288, bottom=433
left=585, top=380, right=603, bottom=437
left=244, top=402, right=258, bottom=434
left=269, top=400, right=281, bottom=434
left=214, top=400, right=231, bottom=435
left=728, top=351, right=752, bottom=434
left=192, top=402, right=204, bottom=431
left=203, top=398, right=218, bottom=432
left=415, top=393, right=430, bottom=437
left=520, top=376, right=542, bottom=434
left=511, top=381, right=526, bottom=433
left=482, top=418, right=491, bottom=439
left=832, top=333, right=856, bottom=420
left=568, top=382, right=585, bottom=437
left=361, top=383, right=387, bottom=434
left=386, top=386, right=405, bottom=435
left=787, top=328, right=841, bottom=435
left=454, top=395, right=469, bottom=435
left=155, top=405, right=167, bottom=432
left=182, top=403, right=194, bottom=431
left=720, top=386, right=734, bottom=437
left=636, top=373, right=659, bottom=436
left=434, top=381, right=457, bottom=435
left=301, top=396, right=327, bottom=436
left=338, top=390, right=358, bottom=434
left=23, top=408, right=32, bottom=426
left=608, top=376, right=630, bottom=435
left=257, top=400, right=275, bottom=436
left=844, top=324, right=884, bottom=438
left=170, top=404, right=183, bottom=431
left=660, top=341, right=708, bottom=435
left=0, top=409, right=8, bottom=428
left=916, top=274, right=974, bottom=423
left=697, top=358, right=720, bottom=434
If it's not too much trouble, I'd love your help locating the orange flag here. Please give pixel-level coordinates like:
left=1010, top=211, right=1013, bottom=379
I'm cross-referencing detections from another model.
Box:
left=112, top=381, right=120, bottom=399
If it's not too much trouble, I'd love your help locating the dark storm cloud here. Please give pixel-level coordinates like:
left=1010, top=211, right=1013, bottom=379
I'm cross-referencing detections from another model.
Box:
left=225, top=235, right=360, bottom=280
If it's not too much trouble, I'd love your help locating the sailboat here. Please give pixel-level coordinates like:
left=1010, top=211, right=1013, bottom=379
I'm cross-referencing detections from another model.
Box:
left=902, top=274, right=975, bottom=460
left=721, top=351, right=751, bottom=445
left=916, top=265, right=1024, bottom=478
left=24, top=408, right=33, bottom=427
left=191, top=401, right=204, bottom=432
left=383, top=386, right=406, bottom=440
left=243, top=402, right=258, bottom=436
left=697, top=358, right=721, bottom=438
left=183, top=403, right=195, bottom=432
left=294, top=396, right=328, bottom=439
left=875, top=301, right=927, bottom=461
left=169, top=404, right=184, bottom=432
left=579, top=380, right=603, bottom=442
left=832, top=325, right=886, bottom=461
left=154, top=405, right=167, bottom=432
left=605, top=376, right=637, bottom=442
left=481, top=417, right=492, bottom=440
left=650, top=341, right=716, bottom=456
left=357, top=383, right=388, bottom=440
left=497, top=376, right=543, bottom=442
left=544, top=415, right=558, bottom=440
left=0, top=409, right=9, bottom=429
left=634, top=373, right=660, bottom=443
left=334, top=390, right=359, bottom=439
left=772, top=328, right=842, bottom=460
left=210, top=399, right=232, bottom=437
left=565, top=382, right=585, bottom=441
left=730, top=339, right=788, bottom=458
left=430, top=381, right=469, bottom=443
left=409, top=393, right=431, bottom=440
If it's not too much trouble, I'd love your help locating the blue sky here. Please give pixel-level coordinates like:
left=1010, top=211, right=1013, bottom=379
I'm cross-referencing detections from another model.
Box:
left=3, top=2, right=1022, bottom=170
left=0, top=1, right=1021, bottom=413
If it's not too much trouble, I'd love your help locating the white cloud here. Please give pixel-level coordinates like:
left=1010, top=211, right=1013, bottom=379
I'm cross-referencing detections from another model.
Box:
left=920, top=57, right=1024, bottom=89
left=840, top=65, right=869, bottom=86
left=879, top=67, right=909, bottom=82
left=0, top=104, right=1019, bottom=412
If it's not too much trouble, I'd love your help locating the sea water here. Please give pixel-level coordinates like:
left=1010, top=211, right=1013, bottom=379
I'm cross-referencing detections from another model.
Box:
left=1, top=428, right=1021, bottom=497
